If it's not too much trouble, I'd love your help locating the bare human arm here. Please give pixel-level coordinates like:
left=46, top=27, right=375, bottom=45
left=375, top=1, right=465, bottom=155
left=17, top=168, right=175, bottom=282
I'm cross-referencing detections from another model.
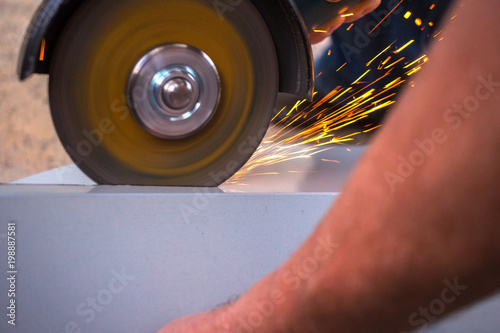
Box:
left=159, top=0, right=500, bottom=331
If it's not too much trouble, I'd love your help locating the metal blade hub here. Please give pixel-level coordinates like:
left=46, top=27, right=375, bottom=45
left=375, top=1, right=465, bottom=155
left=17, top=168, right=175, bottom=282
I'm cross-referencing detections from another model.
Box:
left=151, top=66, right=200, bottom=117
left=162, top=77, right=196, bottom=111
left=128, top=44, right=220, bottom=139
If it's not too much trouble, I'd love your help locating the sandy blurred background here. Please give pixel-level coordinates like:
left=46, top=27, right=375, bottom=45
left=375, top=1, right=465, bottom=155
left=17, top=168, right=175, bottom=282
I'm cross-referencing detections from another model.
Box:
left=0, top=0, right=72, bottom=183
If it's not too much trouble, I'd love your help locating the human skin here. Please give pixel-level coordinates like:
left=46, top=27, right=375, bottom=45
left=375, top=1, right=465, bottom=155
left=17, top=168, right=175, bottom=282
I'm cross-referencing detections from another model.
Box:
left=158, top=0, right=500, bottom=331
left=309, top=0, right=381, bottom=44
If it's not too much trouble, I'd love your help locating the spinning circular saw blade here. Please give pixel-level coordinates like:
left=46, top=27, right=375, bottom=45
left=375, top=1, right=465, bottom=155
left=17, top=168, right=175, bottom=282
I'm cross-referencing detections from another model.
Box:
left=18, top=0, right=363, bottom=186
left=49, top=0, right=278, bottom=186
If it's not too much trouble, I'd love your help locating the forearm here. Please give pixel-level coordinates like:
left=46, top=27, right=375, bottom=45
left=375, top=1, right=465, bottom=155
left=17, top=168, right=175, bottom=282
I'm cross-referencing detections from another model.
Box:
left=230, top=1, right=500, bottom=331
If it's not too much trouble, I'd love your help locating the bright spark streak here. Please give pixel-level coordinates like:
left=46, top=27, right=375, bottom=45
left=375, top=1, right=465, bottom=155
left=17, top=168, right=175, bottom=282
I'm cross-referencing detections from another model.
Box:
left=433, top=29, right=443, bottom=37
left=404, top=54, right=427, bottom=68
left=39, top=38, right=46, bottom=61
left=384, top=57, right=405, bottom=69
left=286, top=99, right=306, bottom=116
left=394, top=40, right=414, bottom=54
left=406, top=66, right=422, bottom=76
left=271, top=106, right=287, bottom=122
left=363, top=125, right=382, bottom=133
left=352, top=70, right=371, bottom=85
left=329, top=87, right=351, bottom=103
left=380, top=56, right=392, bottom=68
left=369, top=0, right=404, bottom=34
left=367, top=42, right=394, bottom=66
left=384, top=78, right=402, bottom=89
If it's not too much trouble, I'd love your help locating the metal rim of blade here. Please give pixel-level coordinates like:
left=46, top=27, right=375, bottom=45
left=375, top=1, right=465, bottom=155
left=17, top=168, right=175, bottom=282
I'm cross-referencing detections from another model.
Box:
left=49, top=0, right=278, bottom=186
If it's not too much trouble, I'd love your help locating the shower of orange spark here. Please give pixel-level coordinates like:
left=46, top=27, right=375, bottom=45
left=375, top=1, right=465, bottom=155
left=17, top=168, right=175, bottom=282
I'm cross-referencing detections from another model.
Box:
left=225, top=2, right=454, bottom=185
left=227, top=44, right=428, bottom=184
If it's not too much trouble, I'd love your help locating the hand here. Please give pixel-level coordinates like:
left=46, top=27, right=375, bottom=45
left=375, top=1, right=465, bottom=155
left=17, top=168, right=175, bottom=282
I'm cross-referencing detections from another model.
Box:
left=157, top=273, right=292, bottom=333
left=309, top=0, right=381, bottom=44
left=157, top=307, right=231, bottom=333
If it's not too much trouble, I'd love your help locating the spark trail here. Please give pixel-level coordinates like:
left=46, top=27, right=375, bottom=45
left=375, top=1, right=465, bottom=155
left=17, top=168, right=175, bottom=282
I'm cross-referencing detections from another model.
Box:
left=227, top=2, right=455, bottom=185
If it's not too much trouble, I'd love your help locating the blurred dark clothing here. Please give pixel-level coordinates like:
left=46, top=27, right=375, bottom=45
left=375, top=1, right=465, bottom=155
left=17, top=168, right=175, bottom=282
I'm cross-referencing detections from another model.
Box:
left=311, top=0, right=455, bottom=125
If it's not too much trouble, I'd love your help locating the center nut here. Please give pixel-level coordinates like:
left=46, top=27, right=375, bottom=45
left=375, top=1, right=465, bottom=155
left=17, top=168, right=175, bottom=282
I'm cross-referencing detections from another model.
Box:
left=163, top=77, right=195, bottom=111
left=127, top=43, right=220, bottom=139
left=151, top=67, right=200, bottom=118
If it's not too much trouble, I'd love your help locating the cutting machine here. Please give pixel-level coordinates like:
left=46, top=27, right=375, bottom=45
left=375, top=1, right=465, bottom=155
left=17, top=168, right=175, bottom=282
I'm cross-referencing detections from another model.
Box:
left=17, top=0, right=360, bottom=186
